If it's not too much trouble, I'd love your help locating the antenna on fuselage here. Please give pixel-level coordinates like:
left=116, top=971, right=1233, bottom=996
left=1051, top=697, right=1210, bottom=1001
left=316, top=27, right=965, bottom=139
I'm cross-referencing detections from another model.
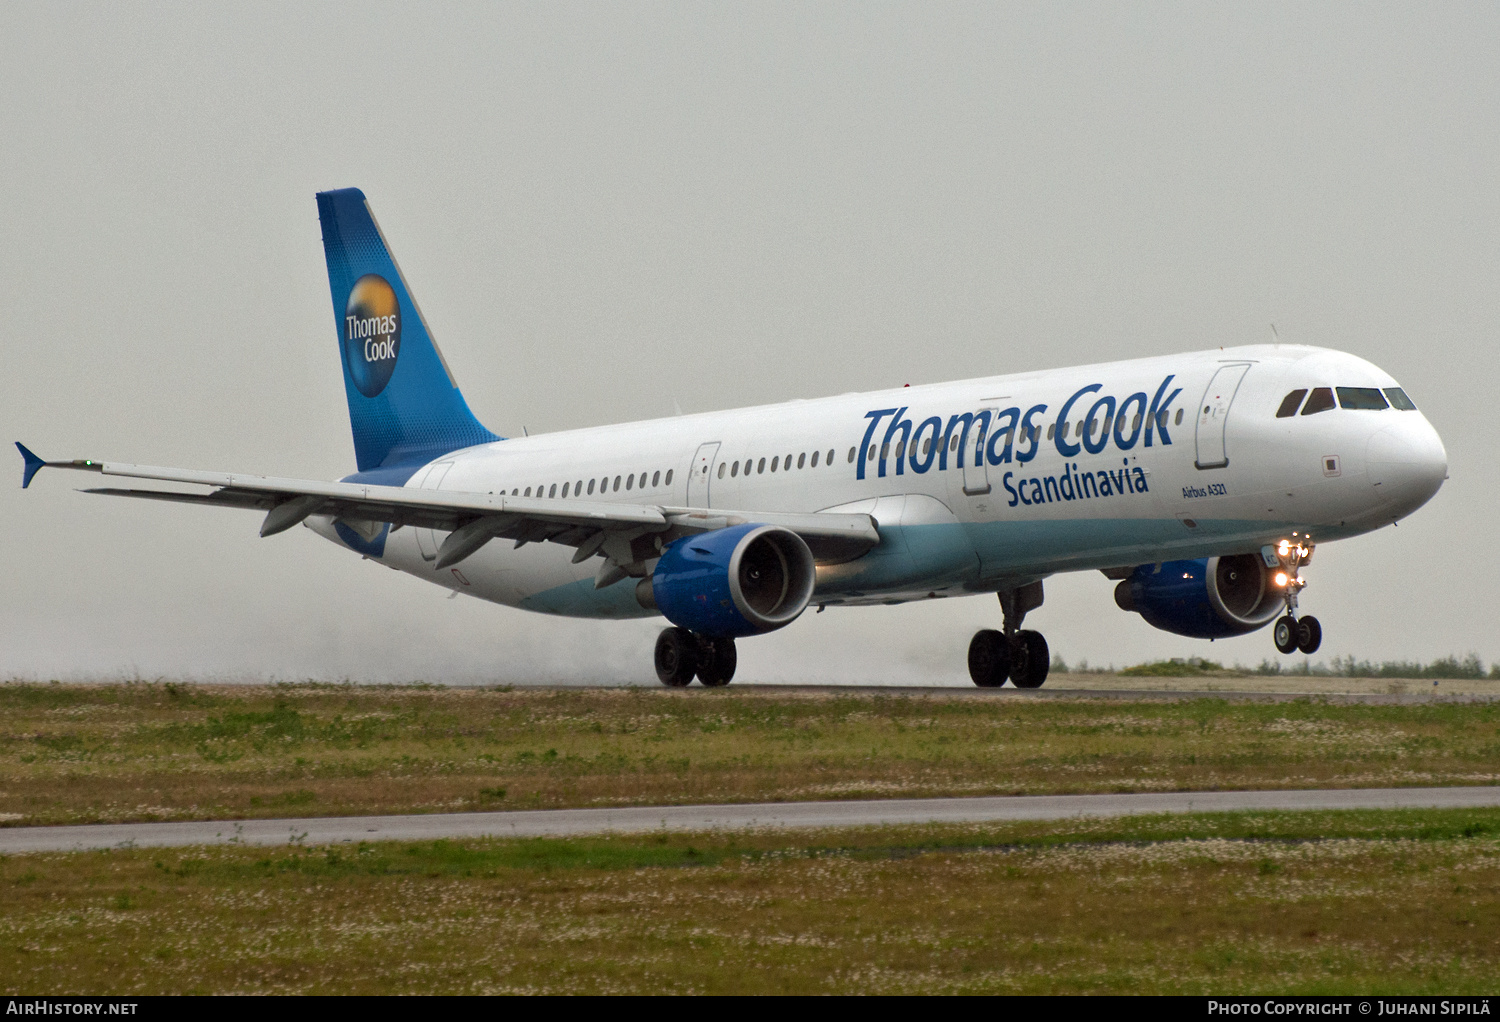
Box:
left=1270, top=323, right=1281, bottom=344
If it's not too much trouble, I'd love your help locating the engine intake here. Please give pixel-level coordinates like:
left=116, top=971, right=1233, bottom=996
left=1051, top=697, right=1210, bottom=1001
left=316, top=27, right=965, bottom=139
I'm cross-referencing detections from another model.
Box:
left=650, top=524, right=816, bottom=638
left=1116, top=554, right=1283, bottom=639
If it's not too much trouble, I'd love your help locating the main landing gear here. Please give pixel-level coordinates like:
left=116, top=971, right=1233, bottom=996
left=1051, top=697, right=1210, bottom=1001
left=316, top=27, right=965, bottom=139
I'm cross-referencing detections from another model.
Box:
left=1269, top=535, right=1322, bottom=655
left=654, top=627, right=738, bottom=687
left=969, top=581, right=1050, bottom=689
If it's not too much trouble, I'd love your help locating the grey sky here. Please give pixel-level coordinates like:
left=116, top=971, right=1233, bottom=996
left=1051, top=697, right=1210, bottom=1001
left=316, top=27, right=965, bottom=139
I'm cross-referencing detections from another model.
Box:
left=3, top=3, right=1496, bottom=684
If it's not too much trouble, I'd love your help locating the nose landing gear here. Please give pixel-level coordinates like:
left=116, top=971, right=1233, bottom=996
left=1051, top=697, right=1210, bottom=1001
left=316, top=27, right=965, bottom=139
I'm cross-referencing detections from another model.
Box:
left=1269, top=535, right=1321, bottom=655
left=968, top=581, right=1050, bottom=688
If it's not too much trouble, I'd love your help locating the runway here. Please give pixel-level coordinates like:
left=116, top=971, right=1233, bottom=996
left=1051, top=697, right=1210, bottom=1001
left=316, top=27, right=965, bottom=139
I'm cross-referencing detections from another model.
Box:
left=4, top=786, right=1499, bottom=854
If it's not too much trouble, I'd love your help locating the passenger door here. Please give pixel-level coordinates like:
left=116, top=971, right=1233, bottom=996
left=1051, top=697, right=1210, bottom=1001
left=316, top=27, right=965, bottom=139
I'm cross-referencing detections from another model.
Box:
left=962, top=409, right=993, bottom=496
left=1194, top=364, right=1252, bottom=470
left=685, top=442, right=720, bottom=507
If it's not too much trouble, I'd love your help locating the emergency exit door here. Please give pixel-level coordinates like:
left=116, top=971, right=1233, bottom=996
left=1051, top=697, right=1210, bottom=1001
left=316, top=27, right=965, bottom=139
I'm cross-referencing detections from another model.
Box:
left=413, top=461, right=453, bottom=560
left=686, top=442, right=720, bottom=507
left=1194, top=364, right=1251, bottom=470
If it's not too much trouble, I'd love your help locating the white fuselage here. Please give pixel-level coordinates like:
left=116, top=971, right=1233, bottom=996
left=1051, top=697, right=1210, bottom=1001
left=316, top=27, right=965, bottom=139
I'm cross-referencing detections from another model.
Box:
left=309, top=344, right=1447, bottom=619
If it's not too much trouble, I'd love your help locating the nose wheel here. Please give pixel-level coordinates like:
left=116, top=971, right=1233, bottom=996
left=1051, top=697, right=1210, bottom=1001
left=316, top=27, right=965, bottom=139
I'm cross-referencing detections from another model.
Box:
left=1270, top=535, right=1321, bottom=655
left=1273, top=614, right=1321, bottom=654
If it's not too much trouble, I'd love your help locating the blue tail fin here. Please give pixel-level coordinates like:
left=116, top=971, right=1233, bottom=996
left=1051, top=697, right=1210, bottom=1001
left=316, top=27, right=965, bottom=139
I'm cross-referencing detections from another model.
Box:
left=316, top=188, right=499, bottom=475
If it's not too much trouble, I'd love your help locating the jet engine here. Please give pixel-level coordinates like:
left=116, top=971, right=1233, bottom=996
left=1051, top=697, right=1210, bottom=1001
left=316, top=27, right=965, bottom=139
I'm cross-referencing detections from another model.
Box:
left=647, top=524, right=816, bottom=638
left=1115, top=554, right=1283, bottom=639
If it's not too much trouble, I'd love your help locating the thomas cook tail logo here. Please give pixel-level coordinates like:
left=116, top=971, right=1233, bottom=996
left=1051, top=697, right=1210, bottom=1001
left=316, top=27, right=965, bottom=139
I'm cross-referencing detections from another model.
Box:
left=342, top=274, right=401, bottom=397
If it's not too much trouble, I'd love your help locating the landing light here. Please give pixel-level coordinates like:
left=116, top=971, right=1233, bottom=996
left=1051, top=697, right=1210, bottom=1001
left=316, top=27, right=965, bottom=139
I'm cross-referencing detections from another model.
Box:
left=1278, top=540, right=1291, bottom=556
left=1274, top=572, right=1289, bottom=587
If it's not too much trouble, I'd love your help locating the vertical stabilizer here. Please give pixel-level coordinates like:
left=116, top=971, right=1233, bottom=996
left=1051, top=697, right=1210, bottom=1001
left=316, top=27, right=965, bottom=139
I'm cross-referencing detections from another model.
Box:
left=316, top=188, right=499, bottom=475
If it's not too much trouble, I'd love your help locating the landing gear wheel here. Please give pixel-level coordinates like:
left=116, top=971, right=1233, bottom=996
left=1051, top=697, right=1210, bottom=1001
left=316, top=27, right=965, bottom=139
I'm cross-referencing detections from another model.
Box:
left=696, top=636, right=738, bottom=687
left=1009, top=630, right=1050, bottom=689
left=1296, top=616, right=1322, bottom=655
left=968, top=629, right=1010, bottom=688
left=654, top=627, right=699, bottom=687
left=1274, top=616, right=1298, bottom=655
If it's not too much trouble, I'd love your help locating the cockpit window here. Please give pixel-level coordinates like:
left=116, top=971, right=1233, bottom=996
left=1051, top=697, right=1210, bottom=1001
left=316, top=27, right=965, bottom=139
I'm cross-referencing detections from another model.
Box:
left=1276, top=389, right=1307, bottom=418
left=1384, top=387, right=1417, bottom=410
left=1336, top=387, right=1389, bottom=410
left=1300, top=387, right=1336, bottom=415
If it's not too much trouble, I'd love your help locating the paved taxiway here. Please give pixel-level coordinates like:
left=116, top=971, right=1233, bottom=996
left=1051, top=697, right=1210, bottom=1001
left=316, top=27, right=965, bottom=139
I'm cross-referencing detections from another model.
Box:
left=735, top=684, right=1500, bottom=704
left=4, top=786, right=1499, bottom=854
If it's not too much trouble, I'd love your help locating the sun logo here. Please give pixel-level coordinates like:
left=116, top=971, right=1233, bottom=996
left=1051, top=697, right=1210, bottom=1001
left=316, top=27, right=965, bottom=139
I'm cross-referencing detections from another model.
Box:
left=342, top=274, right=402, bottom=397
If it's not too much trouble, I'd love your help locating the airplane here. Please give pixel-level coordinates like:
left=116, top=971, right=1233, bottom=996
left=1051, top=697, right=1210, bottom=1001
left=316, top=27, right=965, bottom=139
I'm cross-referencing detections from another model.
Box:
left=16, top=188, right=1449, bottom=688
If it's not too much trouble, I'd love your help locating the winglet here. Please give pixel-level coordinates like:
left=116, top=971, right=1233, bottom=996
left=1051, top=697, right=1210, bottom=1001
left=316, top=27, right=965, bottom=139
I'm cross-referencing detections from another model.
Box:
left=16, top=443, right=46, bottom=489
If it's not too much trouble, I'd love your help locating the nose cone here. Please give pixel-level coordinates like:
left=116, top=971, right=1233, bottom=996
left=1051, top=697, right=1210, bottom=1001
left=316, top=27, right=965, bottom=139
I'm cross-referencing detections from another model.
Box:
left=1366, top=416, right=1448, bottom=519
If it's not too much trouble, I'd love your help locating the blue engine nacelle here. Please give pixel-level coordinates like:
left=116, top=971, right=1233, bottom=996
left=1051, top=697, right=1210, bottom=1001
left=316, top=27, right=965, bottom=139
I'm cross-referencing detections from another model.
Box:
left=1115, top=554, right=1283, bottom=639
left=647, top=524, right=816, bottom=638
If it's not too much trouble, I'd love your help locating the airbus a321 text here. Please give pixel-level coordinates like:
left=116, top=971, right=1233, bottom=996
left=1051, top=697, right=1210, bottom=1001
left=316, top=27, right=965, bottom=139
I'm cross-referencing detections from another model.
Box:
left=17, top=189, right=1449, bottom=688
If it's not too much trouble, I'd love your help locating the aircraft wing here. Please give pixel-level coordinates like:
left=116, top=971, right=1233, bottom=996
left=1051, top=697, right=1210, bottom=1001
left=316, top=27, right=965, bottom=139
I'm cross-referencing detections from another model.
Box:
left=16, top=445, right=878, bottom=575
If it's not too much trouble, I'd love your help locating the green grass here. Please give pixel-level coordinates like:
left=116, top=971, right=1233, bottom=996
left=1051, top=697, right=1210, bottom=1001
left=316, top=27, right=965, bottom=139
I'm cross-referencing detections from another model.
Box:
left=4, top=808, right=1499, bottom=994
left=4, top=681, right=1500, bottom=826
left=1120, top=657, right=1227, bottom=677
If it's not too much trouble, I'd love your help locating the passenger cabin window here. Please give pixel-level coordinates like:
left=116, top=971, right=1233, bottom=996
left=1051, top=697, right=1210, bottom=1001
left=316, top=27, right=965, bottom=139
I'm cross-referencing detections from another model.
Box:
left=811, top=450, right=820, bottom=467
left=771, top=456, right=779, bottom=472
left=797, top=453, right=806, bottom=469
left=758, top=458, right=767, bottom=473
left=717, top=463, right=726, bottom=479
left=1174, top=409, right=1183, bottom=425
left=847, top=447, right=856, bottom=463
left=613, top=475, right=621, bottom=491
left=524, top=487, right=532, bottom=497
left=652, top=470, right=660, bottom=486
left=1276, top=389, right=1308, bottom=418
left=827, top=449, right=835, bottom=465
left=587, top=479, right=595, bottom=495
left=665, top=469, right=673, bottom=485
left=561, top=482, right=570, bottom=497
left=1384, top=387, right=1417, bottom=410
left=1337, top=387, right=1389, bottom=410
left=1301, top=387, right=1336, bottom=415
